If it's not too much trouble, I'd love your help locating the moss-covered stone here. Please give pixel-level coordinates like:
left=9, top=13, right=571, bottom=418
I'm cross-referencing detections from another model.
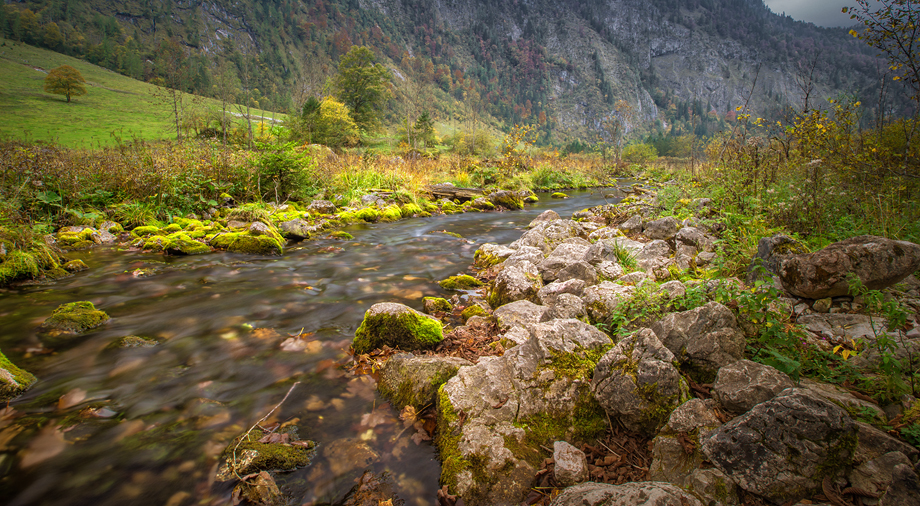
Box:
left=163, top=232, right=211, bottom=255
left=63, top=259, right=89, bottom=272
left=380, top=205, right=403, bottom=222
left=423, top=297, right=453, bottom=313
left=379, top=354, right=470, bottom=410
left=164, top=223, right=182, bottom=233
left=440, top=200, right=462, bottom=214
left=132, top=225, right=161, bottom=237
left=551, top=192, right=569, bottom=199
left=0, top=348, right=37, bottom=401
left=329, top=231, right=354, bottom=240
left=339, top=207, right=381, bottom=223
left=490, top=192, right=525, bottom=210
left=438, top=275, right=484, bottom=291
left=0, top=250, right=41, bottom=285
left=353, top=303, right=444, bottom=354
left=56, top=228, right=100, bottom=250
left=401, top=203, right=426, bottom=217
left=41, top=301, right=110, bottom=333
left=215, top=427, right=316, bottom=482
left=460, top=305, right=488, bottom=322
left=107, top=335, right=160, bottom=349
left=209, top=232, right=283, bottom=256
left=522, top=193, right=539, bottom=203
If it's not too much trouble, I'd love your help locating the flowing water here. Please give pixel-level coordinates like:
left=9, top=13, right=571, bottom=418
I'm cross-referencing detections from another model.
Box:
left=0, top=189, right=624, bottom=506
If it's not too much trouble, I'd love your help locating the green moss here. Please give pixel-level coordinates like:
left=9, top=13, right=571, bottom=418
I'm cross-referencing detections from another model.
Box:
left=635, top=381, right=683, bottom=437
left=56, top=228, right=99, bottom=250
left=490, top=193, right=524, bottom=210
left=352, top=308, right=444, bottom=354
left=440, top=200, right=462, bottom=214
left=439, top=275, right=484, bottom=291
left=424, top=297, right=453, bottom=313
left=218, top=427, right=315, bottom=477
left=142, top=236, right=168, bottom=252
left=813, top=429, right=859, bottom=480
left=551, top=192, right=568, bottom=199
left=460, top=305, right=487, bottom=322
left=329, top=231, right=353, bottom=240
left=132, top=225, right=162, bottom=237
left=339, top=207, right=381, bottom=223
left=163, top=232, right=211, bottom=255
left=63, top=259, right=88, bottom=272
left=209, top=232, right=283, bottom=256
left=513, top=395, right=607, bottom=466
left=473, top=249, right=505, bottom=269
left=0, top=348, right=37, bottom=401
left=0, top=250, right=41, bottom=285
left=107, top=335, right=159, bottom=349
left=436, top=385, right=473, bottom=493
left=546, top=345, right=613, bottom=381
left=379, top=365, right=460, bottom=410
left=424, top=202, right=440, bottom=213
left=523, top=194, right=539, bottom=203
left=164, top=223, right=182, bottom=233
left=41, top=301, right=110, bottom=333
left=227, top=205, right=271, bottom=223
left=380, top=205, right=403, bottom=222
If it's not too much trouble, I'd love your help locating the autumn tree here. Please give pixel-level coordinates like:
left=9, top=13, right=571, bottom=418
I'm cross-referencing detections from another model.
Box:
left=297, top=97, right=358, bottom=148
left=43, top=65, right=87, bottom=103
left=331, top=46, right=392, bottom=133
left=845, top=0, right=920, bottom=102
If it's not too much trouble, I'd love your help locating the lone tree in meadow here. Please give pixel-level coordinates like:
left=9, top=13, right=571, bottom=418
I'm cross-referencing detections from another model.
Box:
left=43, top=65, right=87, bottom=103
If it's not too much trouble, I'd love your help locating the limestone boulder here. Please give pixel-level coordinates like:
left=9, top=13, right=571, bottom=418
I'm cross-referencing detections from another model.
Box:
left=510, top=220, right=586, bottom=254
left=649, top=398, right=723, bottom=485
left=549, top=482, right=704, bottom=506
left=651, top=302, right=746, bottom=378
left=779, top=235, right=920, bottom=299
left=540, top=293, right=587, bottom=322
left=849, top=451, right=914, bottom=501
left=489, top=190, right=524, bottom=210
left=352, top=303, right=444, bottom=354
left=378, top=353, right=471, bottom=410
left=437, top=319, right=612, bottom=504
left=702, top=388, right=859, bottom=504
left=279, top=219, right=322, bottom=239
left=488, top=260, right=543, bottom=308
left=473, top=243, right=516, bottom=268
left=555, top=261, right=598, bottom=285
left=643, top=216, right=679, bottom=240
left=619, top=214, right=643, bottom=235
left=538, top=279, right=587, bottom=307
left=493, top=300, right=548, bottom=331
left=502, top=245, right=544, bottom=270
left=748, top=234, right=808, bottom=281
left=529, top=210, right=560, bottom=228
left=540, top=241, right=592, bottom=282
left=592, top=328, right=688, bottom=436
left=711, top=360, right=795, bottom=414
left=553, top=441, right=588, bottom=487
left=41, top=301, right=110, bottom=334
left=583, top=282, right=635, bottom=323
left=879, top=463, right=920, bottom=506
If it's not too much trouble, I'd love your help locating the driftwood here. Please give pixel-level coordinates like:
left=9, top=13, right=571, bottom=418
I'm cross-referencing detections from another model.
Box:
left=426, top=184, right=486, bottom=201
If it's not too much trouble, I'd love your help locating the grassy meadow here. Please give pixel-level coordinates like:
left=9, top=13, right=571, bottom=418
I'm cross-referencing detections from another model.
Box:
left=0, top=38, right=280, bottom=147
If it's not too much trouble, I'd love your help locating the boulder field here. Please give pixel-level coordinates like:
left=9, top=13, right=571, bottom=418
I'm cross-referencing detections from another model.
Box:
left=354, top=190, right=920, bottom=506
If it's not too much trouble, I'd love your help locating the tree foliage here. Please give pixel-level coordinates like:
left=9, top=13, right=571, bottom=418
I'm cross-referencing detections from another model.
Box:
left=43, top=65, right=87, bottom=103
left=845, top=0, right=920, bottom=102
left=296, top=97, right=358, bottom=148
left=331, top=46, right=392, bottom=133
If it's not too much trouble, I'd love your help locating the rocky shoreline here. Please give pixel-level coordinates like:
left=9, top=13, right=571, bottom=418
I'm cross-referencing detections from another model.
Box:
left=357, top=188, right=920, bottom=505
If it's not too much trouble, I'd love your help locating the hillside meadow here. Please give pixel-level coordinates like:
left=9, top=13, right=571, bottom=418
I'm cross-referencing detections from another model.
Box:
left=0, top=38, right=280, bottom=147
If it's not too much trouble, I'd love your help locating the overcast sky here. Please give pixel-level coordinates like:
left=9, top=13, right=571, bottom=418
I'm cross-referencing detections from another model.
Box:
left=763, top=0, right=861, bottom=27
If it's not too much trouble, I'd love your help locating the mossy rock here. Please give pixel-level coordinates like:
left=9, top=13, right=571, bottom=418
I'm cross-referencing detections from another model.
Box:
left=56, top=228, right=100, bottom=250
left=380, top=205, right=403, bottom=222
left=164, top=223, right=182, bottom=233
left=460, top=305, right=487, bottom=322
left=1, top=348, right=37, bottom=401
left=353, top=303, right=444, bottom=354
left=63, top=259, right=89, bottom=272
left=401, top=203, right=425, bottom=217
left=209, top=231, right=283, bottom=256
left=106, top=335, right=160, bottom=350
left=440, top=200, right=462, bottom=214
left=379, top=354, right=471, bottom=410
left=215, top=427, right=316, bottom=482
left=522, top=193, right=539, bottom=203
left=438, top=275, right=484, bottom=291
left=329, top=231, right=354, bottom=240
left=132, top=225, right=162, bottom=237
left=142, top=236, right=168, bottom=252
left=489, top=191, right=525, bottom=210
left=551, top=192, right=569, bottom=199
left=163, top=232, right=211, bottom=255
left=423, top=297, right=453, bottom=313
left=339, top=207, right=381, bottom=223
left=0, top=250, right=41, bottom=286
left=41, top=301, right=110, bottom=333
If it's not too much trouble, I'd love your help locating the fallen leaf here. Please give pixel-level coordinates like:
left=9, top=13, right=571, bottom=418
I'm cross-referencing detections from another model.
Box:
left=251, top=328, right=280, bottom=340
left=360, top=410, right=389, bottom=429
left=20, top=424, right=66, bottom=467
left=257, top=432, right=290, bottom=444
left=411, top=430, right=432, bottom=445
left=399, top=406, right=419, bottom=428
left=58, top=388, right=87, bottom=410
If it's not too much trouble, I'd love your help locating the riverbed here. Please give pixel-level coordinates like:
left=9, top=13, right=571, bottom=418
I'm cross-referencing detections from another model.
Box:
left=0, top=189, right=623, bottom=506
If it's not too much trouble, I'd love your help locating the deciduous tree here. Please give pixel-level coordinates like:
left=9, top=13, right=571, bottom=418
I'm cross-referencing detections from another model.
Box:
left=845, top=0, right=920, bottom=102
left=43, top=65, right=87, bottom=103
left=331, top=46, right=391, bottom=133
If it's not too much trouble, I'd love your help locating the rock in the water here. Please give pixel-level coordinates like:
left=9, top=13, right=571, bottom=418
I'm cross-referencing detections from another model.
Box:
left=702, top=387, right=858, bottom=504
left=379, top=353, right=471, bottom=410
left=1, top=349, right=37, bottom=401
left=592, top=328, right=687, bottom=436
left=779, top=235, right=920, bottom=299
left=643, top=216, right=679, bottom=240
left=489, top=190, right=525, bottom=210
left=488, top=260, right=543, bottom=308
left=233, top=471, right=284, bottom=506
left=548, top=481, right=704, bottom=506
left=711, top=360, right=795, bottom=414
left=352, top=303, right=444, bottom=354
left=279, top=219, right=320, bottom=239
left=41, top=301, right=110, bottom=333
left=553, top=441, right=588, bottom=486
left=215, top=427, right=316, bottom=481
left=493, top=300, right=548, bottom=331
left=650, top=302, right=745, bottom=379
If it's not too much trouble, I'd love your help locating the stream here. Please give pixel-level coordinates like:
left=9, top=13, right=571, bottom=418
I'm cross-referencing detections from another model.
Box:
left=0, top=188, right=623, bottom=506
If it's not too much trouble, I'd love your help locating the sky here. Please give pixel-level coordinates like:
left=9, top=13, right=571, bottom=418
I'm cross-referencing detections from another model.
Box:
left=763, top=0, right=861, bottom=27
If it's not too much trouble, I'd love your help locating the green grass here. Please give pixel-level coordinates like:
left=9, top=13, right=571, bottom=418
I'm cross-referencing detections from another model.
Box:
left=0, top=38, right=282, bottom=148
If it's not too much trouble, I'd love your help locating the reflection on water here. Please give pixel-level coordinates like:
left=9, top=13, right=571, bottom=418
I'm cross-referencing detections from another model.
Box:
left=0, top=189, right=620, bottom=506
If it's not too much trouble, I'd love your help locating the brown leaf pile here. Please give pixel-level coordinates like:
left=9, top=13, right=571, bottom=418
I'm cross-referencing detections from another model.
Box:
left=422, top=316, right=504, bottom=363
